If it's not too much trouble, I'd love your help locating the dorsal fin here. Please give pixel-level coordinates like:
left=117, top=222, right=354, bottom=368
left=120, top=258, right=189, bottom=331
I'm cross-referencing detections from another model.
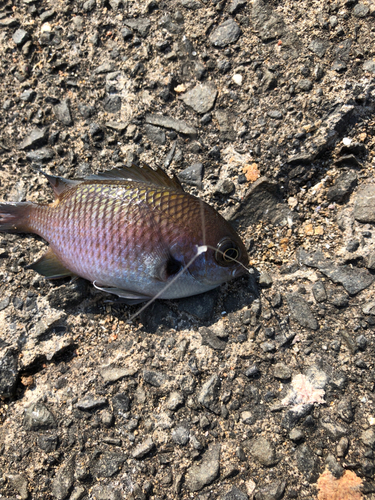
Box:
left=40, top=171, right=82, bottom=198
left=86, top=163, right=185, bottom=192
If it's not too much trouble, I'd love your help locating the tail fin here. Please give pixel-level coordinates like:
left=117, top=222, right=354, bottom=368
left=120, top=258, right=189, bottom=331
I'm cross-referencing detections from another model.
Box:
left=0, top=202, right=34, bottom=233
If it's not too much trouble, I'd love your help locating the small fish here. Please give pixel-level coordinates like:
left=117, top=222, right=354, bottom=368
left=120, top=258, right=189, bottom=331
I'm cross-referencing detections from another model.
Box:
left=0, top=164, right=248, bottom=303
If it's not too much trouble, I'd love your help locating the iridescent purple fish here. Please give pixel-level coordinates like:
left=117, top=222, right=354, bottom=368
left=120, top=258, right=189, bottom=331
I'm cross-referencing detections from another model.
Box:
left=0, top=164, right=248, bottom=302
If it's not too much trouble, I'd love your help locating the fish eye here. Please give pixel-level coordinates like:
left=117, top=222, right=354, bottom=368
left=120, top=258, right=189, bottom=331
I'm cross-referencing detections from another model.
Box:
left=215, top=238, right=240, bottom=266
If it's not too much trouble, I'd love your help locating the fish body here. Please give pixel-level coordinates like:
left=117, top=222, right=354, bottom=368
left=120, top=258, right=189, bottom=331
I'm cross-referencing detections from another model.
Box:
left=0, top=165, right=248, bottom=302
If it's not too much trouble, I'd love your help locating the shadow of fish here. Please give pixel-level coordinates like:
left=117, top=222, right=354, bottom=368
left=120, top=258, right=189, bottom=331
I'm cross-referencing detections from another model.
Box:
left=0, top=164, right=248, bottom=303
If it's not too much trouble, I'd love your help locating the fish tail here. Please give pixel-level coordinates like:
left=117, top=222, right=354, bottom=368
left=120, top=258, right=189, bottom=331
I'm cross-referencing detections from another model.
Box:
left=0, top=201, right=34, bottom=233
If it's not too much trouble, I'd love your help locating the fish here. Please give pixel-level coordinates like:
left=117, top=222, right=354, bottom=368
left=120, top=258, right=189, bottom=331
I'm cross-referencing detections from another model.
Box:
left=0, top=164, right=249, bottom=303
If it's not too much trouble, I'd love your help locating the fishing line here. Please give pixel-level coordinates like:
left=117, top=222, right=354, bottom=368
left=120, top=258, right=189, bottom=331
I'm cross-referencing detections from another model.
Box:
left=126, top=242, right=254, bottom=324
left=126, top=245, right=208, bottom=324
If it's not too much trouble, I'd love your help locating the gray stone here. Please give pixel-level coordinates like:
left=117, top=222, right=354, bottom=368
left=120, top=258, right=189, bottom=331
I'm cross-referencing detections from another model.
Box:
left=165, top=391, right=184, bottom=411
left=255, top=481, right=286, bottom=500
left=105, top=121, right=127, bottom=133
left=26, top=147, right=55, bottom=163
left=320, top=417, right=347, bottom=439
left=172, top=426, right=189, bottom=445
left=298, top=79, right=313, bottom=92
left=20, top=89, right=36, bottom=102
left=123, top=18, right=151, bottom=37
left=92, top=453, right=126, bottom=478
left=353, top=3, right=369, bottom=17
left=325, top=453, right=344, bottom=479
left=241, top=411, right=257, bottom=425
left=112, top=392, right=130, bottom=416
left=198, top=374, right=221, bottom=414
left=353, top=184, right=375, bottom=223
left=224, top=486, right=249, bottom=500
left=215, top=110, right=237, bottom=141
left=363, top=301, right=375, bottom=315
left=251, top=0, right=285, bottom=43
left=144, top=124, right=166, bottom=145
left=103, top=95, right=121, bottom=113
left=79, top=103, right=96, bottom=118
left=312, top=281, right=327, bottom=303
left=200, top=327, right=227, bottom=351
left=209, top=18, right=242, bottom=47
left=282, top=404, right=313, bottom=430
left=52, top=456, right=75, bottom=499
left=227, top=177, right=294, bottom=227
left=334, top=38, right=352, bottom=62
left=258, top=271, right=273, bottom=287
left=286, top=293, right=318, bottom=330
left=6, top=474, right=28, bottom=499
left=40, top=9, right=56, bottom=21
left=101, top=410, right=114, bottom=427
left=363, top=60, right=375, bottom=74
left=24, top=402, right=57, bottom=430
left=346, top=239, right=359, bottom=253
left=13, top=28, right=29, bottom=46
left=100, top=365, right=138, bottom=383
left=83, top=0, right=96, bottom=12
left=38, top=434, right=58, bottom=452
left=94, top=62, right=116, bottom=74
left=361, top=428, right=375, bottom=448
left=273, top=363, right=291, bottom=380
left=329, top=15, right=338, bottom=28
left=289, top=428, right=304, bottom=442
left=215, top=179, right=235, bottom=195
left=145, top=114, right=197, bottom=137
left=143, top=370, right=166, bottom=387
left=250, top=437, right=277, bottom=466
left=309, top=38, right=329, bottom=58
left=76, top=395, right=107, bottom=411
left=177, top=162, right=203, bottom=188
left=132, top=437, right=155, bottom=459
left=262, top=69, right=278, bottom=91
left=295, top=444, right=318, bottom=483
left=267, top=110, right=283, bottom=120
left=327, top=171, right=357, bottom=202
left=69, top=486, right=86, bottom=500
left=19, top=127, right=49, bottom=150
left=332, top=60, right=347, bottom=72
left=336, top=437, right=349, bottom=458
left=0, top=347, right=18, bottom=397
left=54, top=100, right=73, bottom=126
left=0, top=17, right=19, bottom=28
left=180, top=0, right=202, bottom=9
left=180, top=84, right=218, bottom=114
left=89, top=122, right=104, bottom=140
left=185, top=443, right=220, bottom=491
left=299, top=250, right=374, bottom=295
left=228, top=0, right=247, bottom=15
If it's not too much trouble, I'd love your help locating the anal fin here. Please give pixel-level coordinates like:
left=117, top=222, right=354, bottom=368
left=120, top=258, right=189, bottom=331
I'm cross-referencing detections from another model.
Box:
left=26, top=248, right=75, bottom=279
left=93, top=282, right=151, bottom=304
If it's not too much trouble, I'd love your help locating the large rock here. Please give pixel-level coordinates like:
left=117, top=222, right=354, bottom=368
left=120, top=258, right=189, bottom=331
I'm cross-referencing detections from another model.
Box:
left=353, top=184, right=375, bottom=223
left=185, top=444, right=220, bottom=491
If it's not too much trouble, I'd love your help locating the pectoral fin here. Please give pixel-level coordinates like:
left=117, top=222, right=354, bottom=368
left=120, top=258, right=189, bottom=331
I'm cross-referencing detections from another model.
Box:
left=26, top=248, right=75, bottom=279
left=93, top=282, right=151, bottom=304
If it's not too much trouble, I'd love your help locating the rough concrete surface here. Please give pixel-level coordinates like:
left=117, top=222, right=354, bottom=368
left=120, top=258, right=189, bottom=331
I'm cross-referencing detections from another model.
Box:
left=0, top=0, right=375, bottom=499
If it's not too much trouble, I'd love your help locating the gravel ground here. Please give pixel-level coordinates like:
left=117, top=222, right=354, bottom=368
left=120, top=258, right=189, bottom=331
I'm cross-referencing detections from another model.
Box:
left=0, top=0, right=375, bottom=499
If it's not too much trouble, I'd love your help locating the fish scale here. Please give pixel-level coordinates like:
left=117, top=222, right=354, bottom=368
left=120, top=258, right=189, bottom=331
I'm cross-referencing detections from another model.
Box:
left=0, top=165, right=249, bottom=302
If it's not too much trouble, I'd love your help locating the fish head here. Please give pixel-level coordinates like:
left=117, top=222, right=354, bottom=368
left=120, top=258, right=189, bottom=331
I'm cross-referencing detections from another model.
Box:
left=159, top=200, right=249, bottom=299
left=185, top=204, right=249, bottom=287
